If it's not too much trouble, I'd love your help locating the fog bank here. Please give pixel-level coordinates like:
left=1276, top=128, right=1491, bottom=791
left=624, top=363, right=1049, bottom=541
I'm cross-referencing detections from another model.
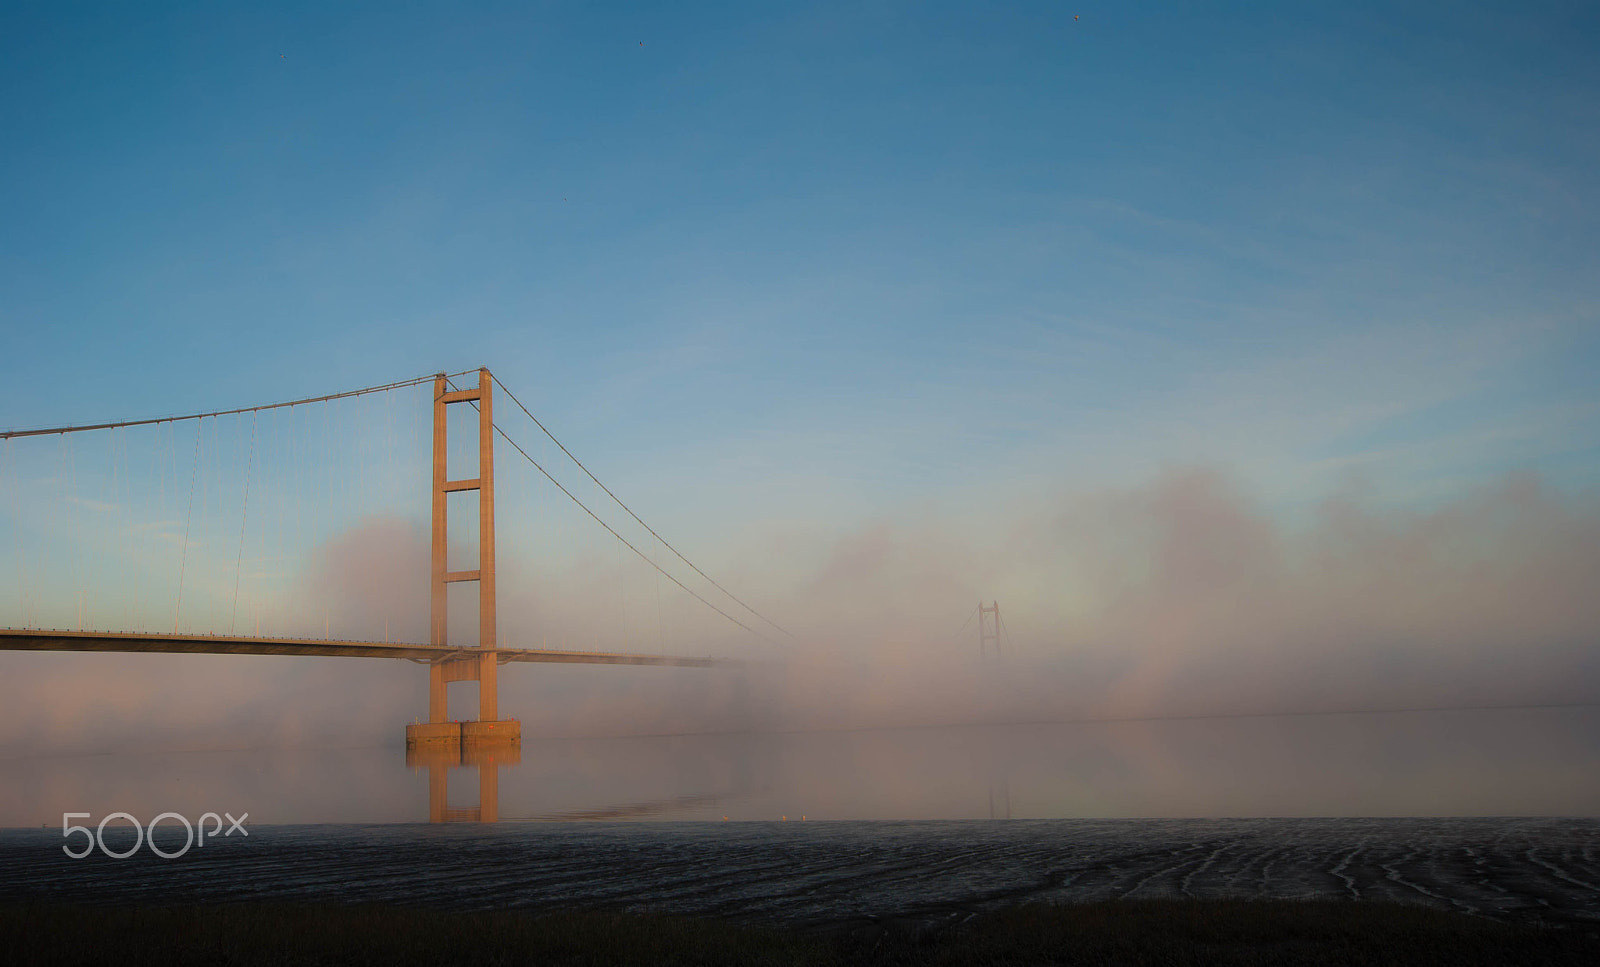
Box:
left=2, top=470, right=1597, bottom=753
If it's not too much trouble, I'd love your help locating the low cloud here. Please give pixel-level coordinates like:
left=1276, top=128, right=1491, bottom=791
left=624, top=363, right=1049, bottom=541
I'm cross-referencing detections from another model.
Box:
left=740, top=470, right=1600, bottom=731
left=1, top=470, right=1596, bottom=753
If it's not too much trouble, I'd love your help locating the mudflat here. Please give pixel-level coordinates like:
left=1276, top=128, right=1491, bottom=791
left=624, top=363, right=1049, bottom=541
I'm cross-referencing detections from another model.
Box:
left=2, top=818, right=1596, bottom=931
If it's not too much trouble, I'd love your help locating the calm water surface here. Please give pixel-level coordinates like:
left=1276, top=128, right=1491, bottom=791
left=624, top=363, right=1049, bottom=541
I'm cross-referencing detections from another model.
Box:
left=3, top=706, right=1597, bottom=826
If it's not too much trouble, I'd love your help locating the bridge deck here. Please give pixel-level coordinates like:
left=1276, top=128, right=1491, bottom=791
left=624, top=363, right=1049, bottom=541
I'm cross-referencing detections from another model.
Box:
left=0, top=629, right=731, bottom=668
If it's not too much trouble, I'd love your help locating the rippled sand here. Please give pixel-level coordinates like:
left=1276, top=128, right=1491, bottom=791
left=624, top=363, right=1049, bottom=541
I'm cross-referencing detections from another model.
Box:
left=4, top=817, right=1597, bottom=930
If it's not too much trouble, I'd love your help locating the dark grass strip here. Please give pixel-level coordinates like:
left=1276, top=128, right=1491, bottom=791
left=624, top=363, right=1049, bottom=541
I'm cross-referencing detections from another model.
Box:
left=3, top=899, right=1597, bottom=966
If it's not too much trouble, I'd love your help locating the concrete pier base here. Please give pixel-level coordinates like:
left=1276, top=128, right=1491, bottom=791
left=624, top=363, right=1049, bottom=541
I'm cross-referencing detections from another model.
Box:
left=406, top=720, right=520, bottom=751
left=461, top=719, right=521, bottom=747
left=406, top=722, right=462, bottom=749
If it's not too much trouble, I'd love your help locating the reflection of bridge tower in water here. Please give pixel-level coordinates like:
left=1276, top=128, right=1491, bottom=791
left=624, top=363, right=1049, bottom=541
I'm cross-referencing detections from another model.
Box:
left=406, top=369, right=522, bottom=752
left=988, top=776, right=1012, bottom=820
left=407, top=741, right=519, bottom=822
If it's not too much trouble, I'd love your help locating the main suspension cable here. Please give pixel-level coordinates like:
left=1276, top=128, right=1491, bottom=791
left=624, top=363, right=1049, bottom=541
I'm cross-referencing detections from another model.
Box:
left=490, top=370, right=795, bottom=640
left=0, top=371, right=475, bottom=440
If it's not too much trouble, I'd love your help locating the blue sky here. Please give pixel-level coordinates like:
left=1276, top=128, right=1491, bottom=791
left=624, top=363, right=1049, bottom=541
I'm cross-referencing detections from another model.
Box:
left=2, top=0, right=1597, bottom=543
left=4, top=3, right=1600, bottom=751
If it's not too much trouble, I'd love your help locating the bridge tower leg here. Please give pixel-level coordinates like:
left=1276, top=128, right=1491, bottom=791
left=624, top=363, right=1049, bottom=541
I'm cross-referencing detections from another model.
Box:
left=407, top=368, right=520, bottom=752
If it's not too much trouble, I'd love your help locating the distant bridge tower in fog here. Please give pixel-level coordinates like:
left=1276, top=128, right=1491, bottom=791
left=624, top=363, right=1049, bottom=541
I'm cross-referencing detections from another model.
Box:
left=979, top=601, right=1002, bottom=659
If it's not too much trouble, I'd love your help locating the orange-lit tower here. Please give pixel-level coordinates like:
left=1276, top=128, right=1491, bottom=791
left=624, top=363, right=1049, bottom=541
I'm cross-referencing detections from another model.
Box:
left=406, top=368, right=520, bottom=751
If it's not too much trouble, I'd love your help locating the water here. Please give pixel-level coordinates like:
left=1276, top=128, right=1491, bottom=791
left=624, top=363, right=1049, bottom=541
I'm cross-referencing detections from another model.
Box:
left=3, top=706, right=1598, bottom=825
left=2, top=707, right=1598, bottom=927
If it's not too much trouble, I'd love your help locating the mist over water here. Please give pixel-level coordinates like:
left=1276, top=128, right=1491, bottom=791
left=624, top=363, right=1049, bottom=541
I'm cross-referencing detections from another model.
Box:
left=3, top=467, right=1596, bottom=759
left=2, top=706, right=1596, bottom=828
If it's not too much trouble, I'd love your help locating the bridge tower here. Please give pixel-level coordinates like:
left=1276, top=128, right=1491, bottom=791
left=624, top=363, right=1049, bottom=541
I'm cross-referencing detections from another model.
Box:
left=979, top=601, right=1001, bottom=659
left=407, top=368, right=520, bottom=751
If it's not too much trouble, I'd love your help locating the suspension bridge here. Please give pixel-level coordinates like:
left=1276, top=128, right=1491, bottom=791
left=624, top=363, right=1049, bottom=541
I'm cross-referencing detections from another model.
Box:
left=0, top=368, right=787, bottom=752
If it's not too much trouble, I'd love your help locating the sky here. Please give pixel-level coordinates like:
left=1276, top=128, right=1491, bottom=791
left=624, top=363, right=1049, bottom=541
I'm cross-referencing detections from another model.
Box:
left=1, top=2, right=1598, bottom=751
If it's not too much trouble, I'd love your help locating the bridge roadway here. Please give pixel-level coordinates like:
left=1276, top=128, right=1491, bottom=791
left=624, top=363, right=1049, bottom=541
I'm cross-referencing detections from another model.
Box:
left=0, top=628, right=732, bottom=668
